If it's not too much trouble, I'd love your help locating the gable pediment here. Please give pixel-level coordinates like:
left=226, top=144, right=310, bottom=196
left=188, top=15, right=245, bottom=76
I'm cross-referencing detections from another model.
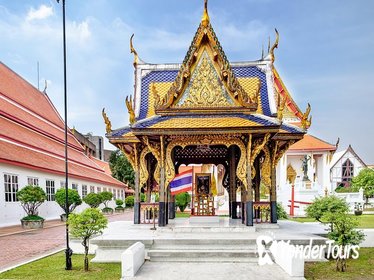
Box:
left=154, top=19, right=260, bottom=115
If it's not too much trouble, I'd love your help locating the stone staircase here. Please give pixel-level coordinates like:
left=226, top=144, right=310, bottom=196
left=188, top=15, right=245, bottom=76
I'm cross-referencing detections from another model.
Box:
left=147, top=234, right=259, bottom=263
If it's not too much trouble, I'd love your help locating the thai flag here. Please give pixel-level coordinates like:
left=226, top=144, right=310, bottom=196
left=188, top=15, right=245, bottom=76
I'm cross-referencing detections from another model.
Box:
left=170, top=170, right=193, bottom=195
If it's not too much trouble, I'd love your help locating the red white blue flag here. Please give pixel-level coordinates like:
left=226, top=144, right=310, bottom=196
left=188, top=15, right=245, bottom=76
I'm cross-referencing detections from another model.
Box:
left=170, top=169, right=193, bottom=195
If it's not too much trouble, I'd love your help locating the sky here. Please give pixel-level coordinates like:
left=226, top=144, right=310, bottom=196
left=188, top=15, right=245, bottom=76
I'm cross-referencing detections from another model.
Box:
left=0, top=0, right=373, bottom=163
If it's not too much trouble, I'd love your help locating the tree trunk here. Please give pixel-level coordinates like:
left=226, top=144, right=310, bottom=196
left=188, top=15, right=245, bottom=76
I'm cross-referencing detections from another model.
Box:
left=83, top=238, right=89, bottom=271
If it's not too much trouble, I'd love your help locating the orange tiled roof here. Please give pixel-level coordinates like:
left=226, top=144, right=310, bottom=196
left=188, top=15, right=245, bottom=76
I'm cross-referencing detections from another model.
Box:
left=0, top=62, right=125, bottom=188
left=289, top=134, right=336, bottom=152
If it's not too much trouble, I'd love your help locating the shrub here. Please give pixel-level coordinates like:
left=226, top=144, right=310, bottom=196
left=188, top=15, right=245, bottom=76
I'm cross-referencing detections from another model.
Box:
left=100, top=191, right=113, bottom=208
left=140, top=193, right=146, bottom=202
left=306, top=195, right=349, bottom=228
left=69, top=208, right=108, bottom=271
left=55, top=188, right=82, bottom=214
left=276, top=202, right=288, bottom=219
left=17, top=185, right=46, bottom=219
left=125, top=195, right=134, bottom=207
left=324, top=212, right=364, bottom=272
left=175, top=192, right=191, bottom=212
left=83, top=193, right=103, bottom=208
left=115, top=199, right=124, bottom=208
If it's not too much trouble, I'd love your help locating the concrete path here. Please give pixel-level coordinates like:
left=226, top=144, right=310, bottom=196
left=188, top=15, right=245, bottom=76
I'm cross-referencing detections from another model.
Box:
left=134, top=261, right=304, bottom=280
left=0, top=210, right=133, bottom=272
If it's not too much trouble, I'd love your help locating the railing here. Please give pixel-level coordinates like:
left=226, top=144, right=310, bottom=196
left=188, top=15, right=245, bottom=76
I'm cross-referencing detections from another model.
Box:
left=253, top=202, right=271, bottom=223
left=140, top=203, right=159, bottom=226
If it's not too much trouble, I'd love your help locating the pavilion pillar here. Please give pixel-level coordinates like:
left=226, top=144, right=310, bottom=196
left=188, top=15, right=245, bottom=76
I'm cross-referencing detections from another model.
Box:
left=146, top=156, right=152, bottom=202
left=270, top=166, right=277, bottom=223
left=169, top=192, right=175, bottom=219
left=253, top=158, right=261, bottom=219
left=245, top=135, right=253, bottom=226
left=133, top=144, right=140, bottom=224
left=229, top=146, right=238, bottom=219
left=158, top=136, right=166, bottom=227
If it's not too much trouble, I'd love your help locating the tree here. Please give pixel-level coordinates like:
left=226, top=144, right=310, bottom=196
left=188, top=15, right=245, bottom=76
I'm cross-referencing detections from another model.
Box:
left=55, top=188, right=82, bottom=213
left=100, top=191, right=113, bottom=208
left=17, top=185, right=46, bottom=219
left=125, top=195, right=134, bottom=207
left=324, top=212, right=364, bottom=272
left=109, top=150, right=135, bottom=187
left=83, top=193, right=103, bottom=208
left=175, top=192, right=191, bottom=212
left=351, top=168, right=374, bottom=204
left=306, top=196, right=349, bottom=229
left=68, top=208, right=108, bottom=271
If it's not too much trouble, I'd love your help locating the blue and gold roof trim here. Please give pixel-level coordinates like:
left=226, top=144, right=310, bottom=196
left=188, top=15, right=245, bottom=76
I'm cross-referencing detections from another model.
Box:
left=107, top=1, right=308, bottom=143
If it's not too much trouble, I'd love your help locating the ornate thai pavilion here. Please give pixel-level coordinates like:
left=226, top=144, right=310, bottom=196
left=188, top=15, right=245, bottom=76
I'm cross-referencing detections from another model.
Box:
left=104, top=1, right=311, bottom=226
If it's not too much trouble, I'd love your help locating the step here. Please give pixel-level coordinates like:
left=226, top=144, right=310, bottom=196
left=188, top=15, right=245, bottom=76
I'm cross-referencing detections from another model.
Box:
left=151, top=239, right=257, bottom=250
left=157, top=226, right=256, bottom=233
left=147, top=249, right=259, bottom=263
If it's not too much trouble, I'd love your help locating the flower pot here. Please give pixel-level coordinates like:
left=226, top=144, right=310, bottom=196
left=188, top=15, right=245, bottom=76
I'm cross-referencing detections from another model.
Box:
left=60, top=214, right=67, bottom=222
left=102, top=208, right=114, bottom=215
left=354, top=210, right=363, bottom=216
left=21, top=219, right=44, bottom=229
left=115, top=208, right=124, bottom=213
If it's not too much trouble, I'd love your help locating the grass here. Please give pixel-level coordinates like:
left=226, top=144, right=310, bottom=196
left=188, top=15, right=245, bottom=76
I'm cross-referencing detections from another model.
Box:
left=0, top=252, right=120, bottom=280
left=290, top=215, right=374, bottom=228
left=305, top=248, right=374, bottom=280
left=175, top=212, right=191, bottom=218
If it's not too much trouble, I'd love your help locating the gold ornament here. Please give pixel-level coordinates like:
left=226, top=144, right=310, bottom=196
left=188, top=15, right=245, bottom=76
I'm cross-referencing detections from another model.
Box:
left=125, top=95, right=136, bottom=125
left=102, top=108, right=112, bottom=134
left=301, top=103, right=312, bottom=129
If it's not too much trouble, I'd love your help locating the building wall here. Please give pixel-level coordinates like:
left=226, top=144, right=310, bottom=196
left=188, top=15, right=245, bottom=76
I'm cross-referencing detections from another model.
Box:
left=330, top=150, right=365, bottom=189
left=276, top=151, right=331, bottom=216
left=0, top=163, right=125, bottom=227
left=85, top=135, right=104, bottom=160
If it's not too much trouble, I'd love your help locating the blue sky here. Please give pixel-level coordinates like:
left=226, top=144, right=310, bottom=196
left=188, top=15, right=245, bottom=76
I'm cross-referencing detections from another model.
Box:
left=1, top=0, right=373, bottom=163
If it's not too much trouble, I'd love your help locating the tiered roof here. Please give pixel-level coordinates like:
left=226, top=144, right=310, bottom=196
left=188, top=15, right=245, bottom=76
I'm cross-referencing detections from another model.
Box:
left=108, top=2, right=309, bottom=145
left=0, top=62, right=125, bottom=187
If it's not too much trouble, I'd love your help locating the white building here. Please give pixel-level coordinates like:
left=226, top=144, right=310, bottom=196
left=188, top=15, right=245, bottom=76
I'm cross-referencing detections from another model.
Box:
left=0, top=62, right=128, bottom=227
left=277, top=134, right=337, bottom=216
left=330, top=145, right=367, bottom=188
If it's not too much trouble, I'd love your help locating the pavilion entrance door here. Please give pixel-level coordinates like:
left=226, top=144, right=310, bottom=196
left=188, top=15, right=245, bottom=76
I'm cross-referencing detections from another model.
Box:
left=192, top=173, right=215, bottom=216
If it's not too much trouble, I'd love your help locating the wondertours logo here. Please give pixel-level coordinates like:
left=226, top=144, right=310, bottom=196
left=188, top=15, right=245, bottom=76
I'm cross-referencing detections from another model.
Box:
left=256, top=235, right=360, bottom=265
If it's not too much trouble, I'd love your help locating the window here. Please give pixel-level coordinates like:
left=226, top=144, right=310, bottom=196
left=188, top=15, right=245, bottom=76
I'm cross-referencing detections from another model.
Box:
left=103, top=187, right=107, bottom=192
left=72, top=183, right=78, bottom=191
left=4, top=174, right=18, bottom=202
left=113, top=188, right=116, bottom=200
left=97, top=187, right=101, bottom=193
left=27, top=177, right=39, bottom=186
left=121, top=190, right=124, bottom=200
left=82, top=185, right=88, bottom=198
left=342, top=159, right=354, bottom=186
left=117, top=189, right=120, bottom=200
left=46, top=180, right=55, bottom=201
left=90, top=186, right=95, bottom=193
left=60, top=181, right=66, bottom=189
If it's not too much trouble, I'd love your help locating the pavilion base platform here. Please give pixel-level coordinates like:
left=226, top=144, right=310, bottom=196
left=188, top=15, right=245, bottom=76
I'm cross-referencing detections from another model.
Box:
left=90, top=218, right=327, bottom=264
left=189, top=215, right=220, bottom=224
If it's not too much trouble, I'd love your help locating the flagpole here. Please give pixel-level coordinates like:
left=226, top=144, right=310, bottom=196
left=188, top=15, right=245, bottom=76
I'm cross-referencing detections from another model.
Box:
left=191, top=166, right=194, bottom=215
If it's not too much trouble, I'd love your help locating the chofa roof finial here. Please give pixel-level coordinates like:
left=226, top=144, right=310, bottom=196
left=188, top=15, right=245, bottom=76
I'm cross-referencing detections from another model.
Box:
left=130, top=34, right=138, bottom=67
left=201, top=0, right=210, bottom=27
left=270, top=28, right=279, bottom=63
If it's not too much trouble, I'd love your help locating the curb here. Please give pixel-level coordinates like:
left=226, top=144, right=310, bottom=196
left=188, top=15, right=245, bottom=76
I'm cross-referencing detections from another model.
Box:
left=0, top=223, right=65, bottom=238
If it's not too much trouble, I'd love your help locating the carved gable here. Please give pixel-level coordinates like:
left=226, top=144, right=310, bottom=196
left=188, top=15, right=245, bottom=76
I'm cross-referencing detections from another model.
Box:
left=174, top=51, right=233, bottom=108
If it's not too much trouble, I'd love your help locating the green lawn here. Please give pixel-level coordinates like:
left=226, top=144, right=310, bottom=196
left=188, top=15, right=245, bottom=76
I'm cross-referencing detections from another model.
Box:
left=290, top=214, right=374, bottom=228
left=305, top=248, right=374, bottom=280
left=0, top=252, right=120, bottom=280
left=175, top=212, right=191, bottom=218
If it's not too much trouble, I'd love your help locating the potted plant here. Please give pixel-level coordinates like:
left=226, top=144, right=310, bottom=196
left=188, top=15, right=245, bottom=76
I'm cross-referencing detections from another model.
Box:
left=100, top=191, right=114, bottom=214
left=354, top=202, right=363, bottom=216
left=83, top=193, right=103, bottom=208
left=17, top=185, right=46, bottom=229
left=115, top=199, right=125, bottom=213
left=125, top=195, right=134, bottom=208
left=55, top=188, right=82, bottom=221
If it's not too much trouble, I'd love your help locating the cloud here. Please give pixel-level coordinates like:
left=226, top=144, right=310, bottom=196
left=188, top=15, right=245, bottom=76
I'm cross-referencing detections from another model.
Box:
left=26, top=4, right=53, bottom=21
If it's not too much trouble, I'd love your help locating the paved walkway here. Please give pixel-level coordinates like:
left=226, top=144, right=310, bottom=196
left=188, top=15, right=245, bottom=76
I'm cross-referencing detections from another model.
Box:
left=0, top=210, right=133, bottom=272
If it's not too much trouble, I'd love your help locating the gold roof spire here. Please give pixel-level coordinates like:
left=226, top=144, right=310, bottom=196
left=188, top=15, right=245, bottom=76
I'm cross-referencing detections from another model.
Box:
left=201, top=0, right=210, bottom=26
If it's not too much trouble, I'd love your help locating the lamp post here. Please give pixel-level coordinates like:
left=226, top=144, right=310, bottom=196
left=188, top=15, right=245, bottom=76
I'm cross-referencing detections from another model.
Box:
left=56, top=0, right=72, bottom=270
